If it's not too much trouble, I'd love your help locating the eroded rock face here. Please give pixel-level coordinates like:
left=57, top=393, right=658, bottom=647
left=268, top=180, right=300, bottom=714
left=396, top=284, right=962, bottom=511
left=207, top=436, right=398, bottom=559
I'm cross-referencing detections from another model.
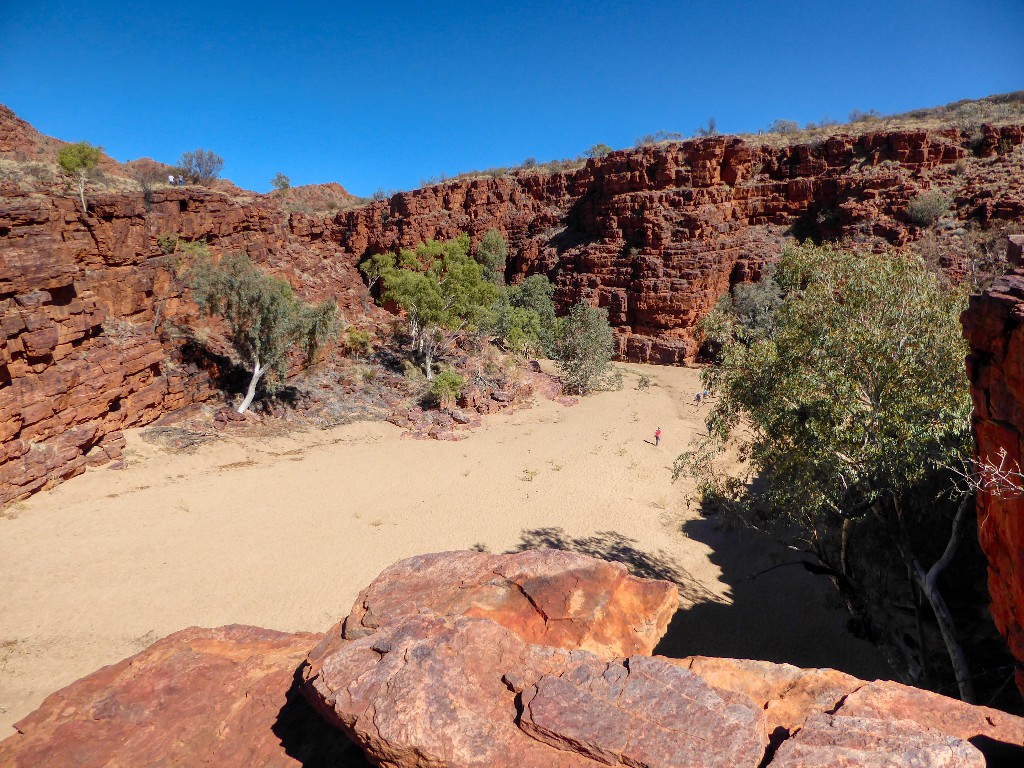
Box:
left=333, top=549, right=679, bottom=656
left=0, top=185, right=373, bottom=504
left=329, top=126, right=1024, bottom=364
left=0, top=625, right=362, bottom=768
left=303, top=613, right=1013, bottom=768
left=962, top=269, right=1024, bottom=697
left=2, top=550, right=1022, bottom=767
left=306, top=612, right=769, bottom=768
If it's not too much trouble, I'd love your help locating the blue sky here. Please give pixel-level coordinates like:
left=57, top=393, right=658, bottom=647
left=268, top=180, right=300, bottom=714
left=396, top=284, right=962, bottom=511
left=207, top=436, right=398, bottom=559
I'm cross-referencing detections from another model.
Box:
left=2, top=1, right=1021, bottom=196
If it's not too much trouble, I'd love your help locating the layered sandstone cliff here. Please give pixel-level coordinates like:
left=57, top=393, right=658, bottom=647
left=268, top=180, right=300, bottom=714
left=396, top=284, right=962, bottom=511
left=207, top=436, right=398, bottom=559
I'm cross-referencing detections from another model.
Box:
left=963, top=240, right=1024, bottom=698
left=330, top=124, right=1024, bottom=362
left=2, top=104, right=1023, bottom=504
left=0, top=184, right=371, bottom=503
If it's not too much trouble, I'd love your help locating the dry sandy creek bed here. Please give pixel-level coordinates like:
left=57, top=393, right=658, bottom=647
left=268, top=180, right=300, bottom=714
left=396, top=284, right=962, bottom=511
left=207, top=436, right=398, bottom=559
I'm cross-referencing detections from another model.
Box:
left=0, top=363, right=890, bottom=738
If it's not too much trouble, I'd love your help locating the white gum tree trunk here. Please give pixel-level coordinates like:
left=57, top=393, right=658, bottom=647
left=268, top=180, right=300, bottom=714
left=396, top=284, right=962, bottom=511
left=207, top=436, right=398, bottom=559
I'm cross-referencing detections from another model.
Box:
left=237, top=359, right=268, bottom=413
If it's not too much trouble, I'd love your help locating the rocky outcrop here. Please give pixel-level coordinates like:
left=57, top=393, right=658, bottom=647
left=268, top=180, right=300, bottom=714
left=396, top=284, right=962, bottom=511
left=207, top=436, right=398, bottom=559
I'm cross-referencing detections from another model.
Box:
left=963, top=267, right=1024, bottom=698
left=329, top=549, right=678, bottom=656
left=0, top=185, right=372, bottom=504
left=330, top=125, right=1024, bottom=363
left=0, top=624, right=362, bottom=768
left=3, top=104, right=1023, bottom=503
left=2, top=550, right=1022, bottom=767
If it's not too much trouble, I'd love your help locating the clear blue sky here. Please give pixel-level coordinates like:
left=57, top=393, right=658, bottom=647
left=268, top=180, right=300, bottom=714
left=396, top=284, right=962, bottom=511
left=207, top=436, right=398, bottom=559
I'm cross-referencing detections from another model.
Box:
left=2, top=1, right=1021, bottom=196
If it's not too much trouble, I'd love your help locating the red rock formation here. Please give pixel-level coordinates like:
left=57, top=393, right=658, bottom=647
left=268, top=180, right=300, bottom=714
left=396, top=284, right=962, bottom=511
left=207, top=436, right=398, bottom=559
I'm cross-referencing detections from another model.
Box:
left=328, top=125, right=1024, bottom=363
left=0, top=185, right=372, bottom=504
left=963, top=268, right=1024, bottom=697
left=332, top=549, right=678, bottom=656
left=2, top=550, right=1022, bottom=767
left=0, top=625, right=361, bottom=768
left=3, top=101, right=1023, bottom=503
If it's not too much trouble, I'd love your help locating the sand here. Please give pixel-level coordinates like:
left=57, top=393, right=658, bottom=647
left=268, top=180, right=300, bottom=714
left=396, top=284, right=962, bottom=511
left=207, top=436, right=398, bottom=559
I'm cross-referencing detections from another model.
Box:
left=0, top=362, right=890, bottom=738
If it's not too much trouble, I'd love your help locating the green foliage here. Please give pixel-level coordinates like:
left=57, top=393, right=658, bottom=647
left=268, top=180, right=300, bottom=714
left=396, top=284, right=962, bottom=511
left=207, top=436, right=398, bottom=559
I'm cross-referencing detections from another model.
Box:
left=270, top=172, right=290, bottom=191
left=359, top=251, right=396, bottom=291
left=344, top=327, right=373, bottom=358
left=178, top=149, right=224, bottom=185
left=375, top=235, right=500, bottom=377
left=585, top=143, right=613, bottom=159
left=157, top=233, right=180, bottom=255
left=510, top=274, right=558, bottom=355
left=57, top=142, right=103, bottom=176
left=494, top=296, right=542, bottom=357
left=698, top=266, right=784, bottom=350
left=185, top=248, right=339, bottom=407
left=57, top=142, right=103, bottom=213
left=475, top=229, right=507, bottom=284
left=907, top=190, right=952, bottom=226
left=676, top=243, right=976, bottom=691
left=430, top=368, right=464, bottom=408
left=554, top=302, right=619, bottom=395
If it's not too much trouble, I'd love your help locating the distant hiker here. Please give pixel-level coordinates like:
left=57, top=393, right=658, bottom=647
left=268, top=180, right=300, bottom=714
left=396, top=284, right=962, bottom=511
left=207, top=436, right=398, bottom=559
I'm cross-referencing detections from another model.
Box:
left=655, top=428, right=662, bottom=447
left=695, top=391, right=702, bottom=405
left=703, top=389, right=710, bottom=399
left=178, top=176, right=185, bottom=187
left=168, top=174, right=174, bottom=185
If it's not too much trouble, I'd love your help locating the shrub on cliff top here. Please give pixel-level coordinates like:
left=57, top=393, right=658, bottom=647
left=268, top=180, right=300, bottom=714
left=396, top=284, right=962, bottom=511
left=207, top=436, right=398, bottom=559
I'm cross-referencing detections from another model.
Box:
left=57, top=141, right=103, bottom=214
left=177, top=149, right=224, bottom=186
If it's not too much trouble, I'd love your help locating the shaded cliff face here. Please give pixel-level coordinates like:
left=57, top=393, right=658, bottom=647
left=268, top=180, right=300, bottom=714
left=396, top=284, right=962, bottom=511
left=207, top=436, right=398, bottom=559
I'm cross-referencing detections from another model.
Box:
left=332, top=125, right=1024, bottom=362
left=962, top=242, right=1024, bottom=697
left=0, top=185, right=370, bottom=504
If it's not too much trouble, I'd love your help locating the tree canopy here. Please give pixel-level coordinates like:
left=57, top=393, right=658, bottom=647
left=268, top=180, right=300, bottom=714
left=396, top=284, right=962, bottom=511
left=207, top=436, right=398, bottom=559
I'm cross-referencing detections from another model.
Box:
left=553, top=302, right=619, bottom=394
left=678, top=243, right=979, bottom=699
left=475, top=229, right=507, bottom=285
left=178, top=149, right=224, bottom=185
left=58, top=141, right=103, bottom=213
left=185, top=248, right=338, bottom=412
left=372, top=235, right=500, bottom=378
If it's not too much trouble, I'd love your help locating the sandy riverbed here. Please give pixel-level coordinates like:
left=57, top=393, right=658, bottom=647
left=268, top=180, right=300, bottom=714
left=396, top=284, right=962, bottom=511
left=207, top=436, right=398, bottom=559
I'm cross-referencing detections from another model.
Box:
left=0, top=362, right=889, bottom=737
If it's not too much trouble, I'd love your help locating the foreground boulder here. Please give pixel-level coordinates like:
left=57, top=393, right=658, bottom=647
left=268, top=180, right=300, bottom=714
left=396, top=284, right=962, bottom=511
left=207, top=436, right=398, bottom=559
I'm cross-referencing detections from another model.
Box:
left=3, top=550, right=1023, bottom=767
left=328, top=549, right=679, bottom=656
left=0, top=625, right=361, bottom=768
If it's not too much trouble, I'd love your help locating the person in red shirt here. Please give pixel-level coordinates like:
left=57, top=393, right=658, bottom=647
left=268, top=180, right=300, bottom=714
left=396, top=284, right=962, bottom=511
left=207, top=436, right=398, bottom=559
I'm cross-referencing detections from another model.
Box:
left=655, top=428, right=662, bottom=446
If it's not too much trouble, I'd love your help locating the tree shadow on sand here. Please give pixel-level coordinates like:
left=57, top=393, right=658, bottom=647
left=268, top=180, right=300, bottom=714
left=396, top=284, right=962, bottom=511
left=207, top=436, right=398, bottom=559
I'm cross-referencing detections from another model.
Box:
left=508, top=522, right=892, bottom=681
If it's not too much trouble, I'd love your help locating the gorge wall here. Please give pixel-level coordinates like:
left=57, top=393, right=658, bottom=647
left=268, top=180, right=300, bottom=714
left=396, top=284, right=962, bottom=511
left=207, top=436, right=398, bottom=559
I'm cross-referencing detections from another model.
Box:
left=0, top=184, right=371, bottom=504
left=962, top=237, right=1024, bottom=697
left=2, top=106, right=1024, bottom=504
left=332, top=123, right=1023, bottom=362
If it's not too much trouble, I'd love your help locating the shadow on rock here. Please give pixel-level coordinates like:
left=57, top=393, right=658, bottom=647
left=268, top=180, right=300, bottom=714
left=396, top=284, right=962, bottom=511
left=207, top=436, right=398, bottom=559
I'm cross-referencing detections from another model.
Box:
left=272, top=664, right=372, bottom=768
left=508, top=527, right=718, bottom=605
left=508, top=522, right=892, bottom=682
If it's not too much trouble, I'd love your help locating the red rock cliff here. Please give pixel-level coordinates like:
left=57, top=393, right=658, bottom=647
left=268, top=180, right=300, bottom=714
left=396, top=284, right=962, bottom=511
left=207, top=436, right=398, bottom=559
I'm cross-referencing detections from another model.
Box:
left=0, top=185, right=369, bottom=504
left=331, top=125, right=1023, bottom=362
left=963, top=245, right=1024, bottom=697
left=3, top=108, right=1023, bottom=504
